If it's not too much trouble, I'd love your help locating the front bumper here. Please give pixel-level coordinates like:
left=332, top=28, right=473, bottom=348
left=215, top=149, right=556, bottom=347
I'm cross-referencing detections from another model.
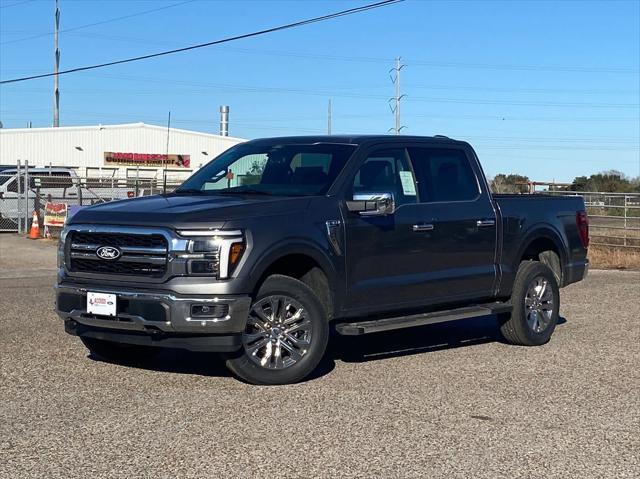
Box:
left=56, top=282, right=251, bottom=351
left=64, top=320, right=242, bottom=352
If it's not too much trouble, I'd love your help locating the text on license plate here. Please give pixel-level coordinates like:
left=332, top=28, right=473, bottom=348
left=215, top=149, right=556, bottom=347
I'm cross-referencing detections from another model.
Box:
left=87, top=292, right=117, bottom=316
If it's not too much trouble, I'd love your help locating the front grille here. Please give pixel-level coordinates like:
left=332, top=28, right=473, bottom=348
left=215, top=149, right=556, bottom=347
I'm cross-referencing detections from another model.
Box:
left=71, top=232, right=166, bottom=249
left=71, top=258, right=166, bottom=276
left=68, top=231, right=168, bottom=278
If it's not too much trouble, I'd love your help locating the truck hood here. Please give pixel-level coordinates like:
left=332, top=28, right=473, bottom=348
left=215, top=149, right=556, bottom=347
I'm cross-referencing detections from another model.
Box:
left=68, top=193, right=312, bottom=229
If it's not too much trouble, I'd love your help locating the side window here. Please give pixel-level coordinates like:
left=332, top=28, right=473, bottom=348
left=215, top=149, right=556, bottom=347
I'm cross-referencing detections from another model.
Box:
left=352, top=148, right=418, bottom=205
left=6, top=178, right=19, bottom=193
left=36, top=173, right=73, bottom=189
left=409, top=148, right=479, bottom=202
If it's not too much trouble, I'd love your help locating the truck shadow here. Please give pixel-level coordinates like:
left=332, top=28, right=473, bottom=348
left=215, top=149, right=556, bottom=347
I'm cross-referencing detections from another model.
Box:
left=326, top=314, right=568, bottom=364
left=87, top=348, right=233, bottom=378
left=88, top=315, right=566, bottom=382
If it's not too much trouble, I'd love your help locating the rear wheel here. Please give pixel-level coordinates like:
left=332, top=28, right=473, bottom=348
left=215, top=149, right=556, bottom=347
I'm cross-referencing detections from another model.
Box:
left=500, top=261, right=560, bottom=346
left=224, top=274, right=329, bottom=385
left=80, top=337, right=159, bottom=364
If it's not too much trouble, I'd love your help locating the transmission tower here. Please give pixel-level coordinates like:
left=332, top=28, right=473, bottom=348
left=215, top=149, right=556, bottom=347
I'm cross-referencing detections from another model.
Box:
left=388, top=56, right=406, bottom=134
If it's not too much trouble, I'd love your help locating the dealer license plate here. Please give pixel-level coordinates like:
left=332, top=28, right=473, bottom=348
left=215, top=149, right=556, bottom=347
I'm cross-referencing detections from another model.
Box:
left=87, top=292, right=117, bottom=317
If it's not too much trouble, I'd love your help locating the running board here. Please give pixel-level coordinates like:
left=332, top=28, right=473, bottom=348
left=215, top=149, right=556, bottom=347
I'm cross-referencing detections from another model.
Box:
left=335, top=302, right=512, bottom=336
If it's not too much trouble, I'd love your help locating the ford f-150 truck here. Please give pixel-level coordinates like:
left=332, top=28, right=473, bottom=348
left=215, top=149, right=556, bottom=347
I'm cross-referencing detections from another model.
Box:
left=56, top=135, right=589, bottom=384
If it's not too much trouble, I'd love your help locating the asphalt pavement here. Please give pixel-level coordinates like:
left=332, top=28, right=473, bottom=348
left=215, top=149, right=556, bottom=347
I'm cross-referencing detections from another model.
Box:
left=1, top=235, right=638, bottom=478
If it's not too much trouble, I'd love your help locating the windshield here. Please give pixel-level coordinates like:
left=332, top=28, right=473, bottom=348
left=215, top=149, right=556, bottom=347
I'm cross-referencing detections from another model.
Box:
left=177, top=142, right=357, bottom=196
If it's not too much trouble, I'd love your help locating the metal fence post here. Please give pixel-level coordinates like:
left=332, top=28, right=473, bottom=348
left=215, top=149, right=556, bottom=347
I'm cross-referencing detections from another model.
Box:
left=16, top=160, right=22, bottom=234
left=624, top=195, right=628, bottom=247
left=77, top=176, right=83, bottom=206
left=24, top=160, right=29, bottom=232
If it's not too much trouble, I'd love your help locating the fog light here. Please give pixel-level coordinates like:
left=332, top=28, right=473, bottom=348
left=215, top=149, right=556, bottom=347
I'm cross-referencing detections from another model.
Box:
left=189, top=260, right=217, bottom=275
left=191, top=304, right=229, bottom=318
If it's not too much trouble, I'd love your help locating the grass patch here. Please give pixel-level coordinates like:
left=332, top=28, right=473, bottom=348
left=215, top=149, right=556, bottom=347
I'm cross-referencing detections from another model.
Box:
left=588, top=245, right=640, bottom=270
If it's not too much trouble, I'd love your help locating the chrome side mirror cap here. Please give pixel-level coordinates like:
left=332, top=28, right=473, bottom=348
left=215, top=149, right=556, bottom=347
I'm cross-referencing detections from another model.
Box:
left=346, top=192, right=395, bottom=216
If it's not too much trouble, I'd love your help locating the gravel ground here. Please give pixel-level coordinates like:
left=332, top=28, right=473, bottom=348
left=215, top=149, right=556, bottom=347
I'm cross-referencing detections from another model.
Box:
left=1, top=236, right=638, bottom=478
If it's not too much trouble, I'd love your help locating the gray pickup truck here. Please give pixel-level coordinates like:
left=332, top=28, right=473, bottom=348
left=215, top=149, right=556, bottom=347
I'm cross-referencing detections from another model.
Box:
left=56, top=135, right=589, bottom=384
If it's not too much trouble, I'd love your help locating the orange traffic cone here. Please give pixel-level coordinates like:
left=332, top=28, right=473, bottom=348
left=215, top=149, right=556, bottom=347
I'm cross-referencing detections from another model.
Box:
left=28, top=211, right=40, bottom=240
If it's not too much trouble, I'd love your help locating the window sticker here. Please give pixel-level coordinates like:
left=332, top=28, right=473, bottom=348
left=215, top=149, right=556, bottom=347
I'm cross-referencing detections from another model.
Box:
left=399, top=170, right=417, bottom=196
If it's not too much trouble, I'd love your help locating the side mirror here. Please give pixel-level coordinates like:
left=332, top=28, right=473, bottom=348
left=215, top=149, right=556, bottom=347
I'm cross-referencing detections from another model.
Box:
left=346, top=192, right=395, bottom=216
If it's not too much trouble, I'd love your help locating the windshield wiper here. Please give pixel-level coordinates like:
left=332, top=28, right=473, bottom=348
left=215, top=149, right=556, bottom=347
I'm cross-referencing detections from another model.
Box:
left=173, top=188, right=205, bottom=195
left=217, top=188, right=273, bottom=196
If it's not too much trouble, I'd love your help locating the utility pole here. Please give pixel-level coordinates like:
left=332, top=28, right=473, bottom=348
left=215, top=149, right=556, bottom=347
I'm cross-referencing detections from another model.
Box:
left=53, top=0, right=60, bottom=127
left=388, top=56, right=406, bottom=134
left=163, top=111, right=171, bottom=194
left=327, top=99, right=332, bottom=135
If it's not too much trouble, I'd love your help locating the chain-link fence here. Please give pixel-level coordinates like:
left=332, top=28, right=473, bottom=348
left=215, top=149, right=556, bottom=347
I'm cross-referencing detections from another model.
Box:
left=4, top=165, right=638, bottom=250
left=547, top=191, right=640, bottom=249
left=0, top=166, right=186, bottom=234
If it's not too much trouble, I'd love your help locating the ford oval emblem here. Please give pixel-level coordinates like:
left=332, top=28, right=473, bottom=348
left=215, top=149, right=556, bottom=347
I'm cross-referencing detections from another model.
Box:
left=96, top=246, right=121, bottom=260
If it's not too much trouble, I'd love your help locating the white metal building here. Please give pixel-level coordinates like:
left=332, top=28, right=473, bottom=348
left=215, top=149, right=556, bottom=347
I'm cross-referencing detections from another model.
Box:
left=0, top=123, right=245, bottom=180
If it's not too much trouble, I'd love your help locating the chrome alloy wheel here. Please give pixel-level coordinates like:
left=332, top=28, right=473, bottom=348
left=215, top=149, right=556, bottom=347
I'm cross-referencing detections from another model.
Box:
left=524, top=276, right=554, bottom=333
left=242, top=295, right=312, bottom=370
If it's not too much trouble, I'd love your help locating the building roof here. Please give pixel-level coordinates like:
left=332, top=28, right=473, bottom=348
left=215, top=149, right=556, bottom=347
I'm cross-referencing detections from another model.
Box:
left=0, top=122, right=245, bottom=142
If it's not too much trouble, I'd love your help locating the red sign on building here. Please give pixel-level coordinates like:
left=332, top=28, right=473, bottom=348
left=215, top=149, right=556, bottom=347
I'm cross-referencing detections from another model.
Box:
left=104, top=152, right=191, bottom=168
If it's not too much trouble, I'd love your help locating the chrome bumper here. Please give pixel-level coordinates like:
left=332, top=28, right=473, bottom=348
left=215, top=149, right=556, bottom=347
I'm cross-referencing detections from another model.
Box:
left=55, top=282, right=251, bottom=334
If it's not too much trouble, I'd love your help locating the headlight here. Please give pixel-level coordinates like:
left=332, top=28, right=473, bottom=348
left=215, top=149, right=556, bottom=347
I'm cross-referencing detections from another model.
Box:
left=176, top=230, right=244, bottom=279
left=57, top=227, right=69, bottom=268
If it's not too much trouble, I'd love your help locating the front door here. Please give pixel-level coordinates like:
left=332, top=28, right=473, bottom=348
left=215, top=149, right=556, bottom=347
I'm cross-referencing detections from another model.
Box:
left=343, top=147, right=435, bottom=311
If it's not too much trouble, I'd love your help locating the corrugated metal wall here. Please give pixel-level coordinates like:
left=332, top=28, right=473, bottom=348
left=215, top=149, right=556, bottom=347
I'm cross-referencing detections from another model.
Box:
left=0, top=123, right=245, bottom=176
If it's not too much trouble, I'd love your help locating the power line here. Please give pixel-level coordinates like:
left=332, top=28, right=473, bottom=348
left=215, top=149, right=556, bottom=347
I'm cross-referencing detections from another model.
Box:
left=404, top=84, right=640, bottom=96
left=0, top=0, right=198, bottom=45
left=2, top=108, right=637, bottom=124
left=0, top=0, right=404, bottom=84
left=11, top=72, right=635, bottom=109
left=145, top=45, right=640, bottom=74
left=21, top=33, right=636, bottom=75
left=0, top=0, right=34, bottom=9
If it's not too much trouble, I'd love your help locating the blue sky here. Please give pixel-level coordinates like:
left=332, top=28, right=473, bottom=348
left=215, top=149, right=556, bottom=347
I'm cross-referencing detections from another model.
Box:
left=1, top=0, right=639, bottom=181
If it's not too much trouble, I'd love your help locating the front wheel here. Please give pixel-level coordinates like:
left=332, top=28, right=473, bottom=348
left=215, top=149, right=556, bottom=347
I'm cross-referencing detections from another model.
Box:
left=500, top=261, right=560, bottom=346
left=224, top=274, right=329, bottom=385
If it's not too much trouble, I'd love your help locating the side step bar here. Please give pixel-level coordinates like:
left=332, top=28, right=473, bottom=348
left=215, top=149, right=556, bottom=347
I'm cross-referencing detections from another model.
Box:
left=335, top=302, right=512, bottom=336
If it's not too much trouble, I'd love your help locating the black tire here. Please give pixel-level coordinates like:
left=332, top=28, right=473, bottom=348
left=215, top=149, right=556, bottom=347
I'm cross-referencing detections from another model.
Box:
left=80, top=337, right=159, bottom=364
left=499, top=261, right=560, bottom=346
left=224, top=274, right=329, bottom=385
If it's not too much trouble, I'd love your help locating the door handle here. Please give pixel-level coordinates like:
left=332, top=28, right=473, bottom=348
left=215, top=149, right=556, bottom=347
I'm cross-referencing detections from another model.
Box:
left=476, top=219, right=496, bottom=227
left=412, top=223, right=434, bottom=232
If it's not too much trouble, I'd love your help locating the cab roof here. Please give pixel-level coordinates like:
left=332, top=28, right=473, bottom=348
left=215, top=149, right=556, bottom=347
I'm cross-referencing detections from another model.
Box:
left=243, top=134, right=468, bottom=147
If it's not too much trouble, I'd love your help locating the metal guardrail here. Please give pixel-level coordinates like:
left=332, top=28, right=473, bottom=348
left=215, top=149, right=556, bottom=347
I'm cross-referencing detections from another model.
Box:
left=546, top=191, right=640, bottom=249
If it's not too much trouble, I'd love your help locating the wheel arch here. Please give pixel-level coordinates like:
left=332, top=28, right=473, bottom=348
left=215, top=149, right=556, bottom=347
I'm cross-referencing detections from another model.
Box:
left=247, top=241, right=339, bottom=319
left=515, top=225, right=568, bottom=283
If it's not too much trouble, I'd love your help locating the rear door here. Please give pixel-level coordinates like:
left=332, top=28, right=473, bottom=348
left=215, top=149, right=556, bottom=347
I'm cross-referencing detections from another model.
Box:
left=407, top=145, right=498, bottom=300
